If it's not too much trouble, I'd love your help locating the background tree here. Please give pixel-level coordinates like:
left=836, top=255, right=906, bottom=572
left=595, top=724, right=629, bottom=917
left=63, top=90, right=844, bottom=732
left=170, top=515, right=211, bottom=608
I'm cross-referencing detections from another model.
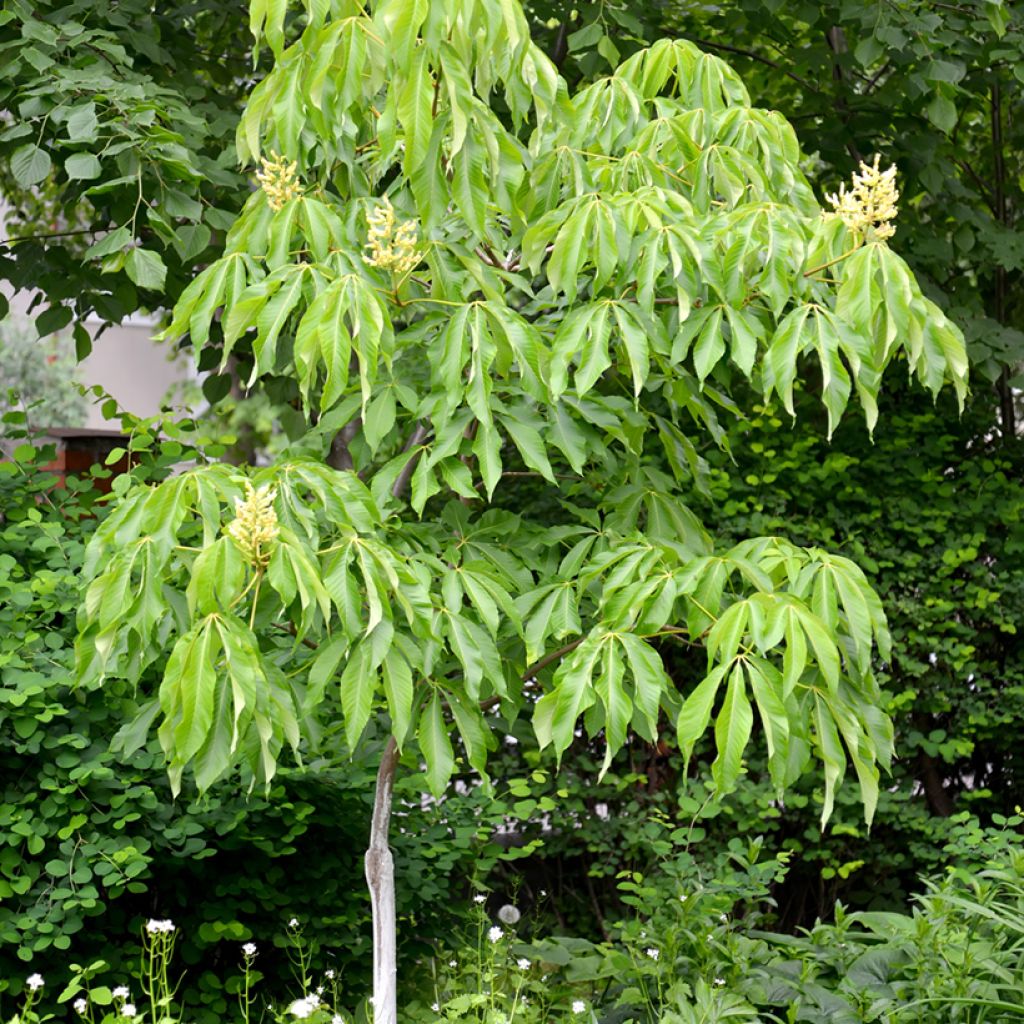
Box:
left=0, top=0, right=250, bottom=358
left=70, top=1, right=970, bottom=1021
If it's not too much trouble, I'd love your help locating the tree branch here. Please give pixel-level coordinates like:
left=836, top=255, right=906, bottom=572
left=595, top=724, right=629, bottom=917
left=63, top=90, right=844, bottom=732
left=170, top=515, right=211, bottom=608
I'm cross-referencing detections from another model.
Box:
left=684, top=35, right=820, bottom=95
left=326, top=417, right=362, bottom=471
left=390, top=422, right=431, bottom=498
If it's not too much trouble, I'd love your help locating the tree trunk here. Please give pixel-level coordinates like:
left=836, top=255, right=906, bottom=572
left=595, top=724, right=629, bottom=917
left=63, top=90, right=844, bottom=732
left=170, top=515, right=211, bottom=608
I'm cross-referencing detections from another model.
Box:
left=367, top=736, right=400, bottom=1024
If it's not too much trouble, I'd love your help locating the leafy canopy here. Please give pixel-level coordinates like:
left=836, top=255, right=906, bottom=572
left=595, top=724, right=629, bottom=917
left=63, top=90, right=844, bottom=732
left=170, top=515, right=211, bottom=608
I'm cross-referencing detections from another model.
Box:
left=75, top=0, right=968, bottom=825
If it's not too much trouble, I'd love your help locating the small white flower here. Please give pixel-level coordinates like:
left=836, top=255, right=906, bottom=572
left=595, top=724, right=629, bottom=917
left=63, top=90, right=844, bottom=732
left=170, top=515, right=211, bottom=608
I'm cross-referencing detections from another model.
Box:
left=719, top=913, right=727, bottom=922
left=331, top=1016, right=345, bottom=1024
left=26, top=974, right=44, bottom=991
left=714, top=977, right=726, bottom=986
left=288, top=917, right=300, bottom=928
left=497, top=904, right=520, bottom=925
left=145, top=919, right=175, bottom=934
left=74, top=998, right=88, bottom=1014
left=431, top=1004, right=440, bottom=1013
left=122, top=1003, right=137, bottom=1018
left=646, top=947, right=659, bottom=960
left=448, top=959, right=457, bottom=967
left=572, top=1000, right=587, bottom=1014
left=315, top=986, right=324, bottom=996
left=517, top=957, right=530, bottom=970
left=473, top=894, right=486, bottom=904
left=243, top=942, right=257, bottom=957
left=113, top=987, right=130, bottom=999
left=488, top=925, right=503, bottom=943
left=325, top=968, right=335, bottom=979
left=288, top=995, right=319, bottom=1019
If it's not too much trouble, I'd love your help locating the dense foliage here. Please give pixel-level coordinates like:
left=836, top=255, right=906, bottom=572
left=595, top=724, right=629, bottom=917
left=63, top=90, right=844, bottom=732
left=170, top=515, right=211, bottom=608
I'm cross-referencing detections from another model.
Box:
left=1, top=0, right=1022, bottom=1020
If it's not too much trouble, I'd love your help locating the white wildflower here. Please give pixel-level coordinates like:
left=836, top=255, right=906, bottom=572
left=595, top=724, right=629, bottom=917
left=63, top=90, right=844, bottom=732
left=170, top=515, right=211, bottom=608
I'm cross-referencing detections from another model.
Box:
left=332, top=1016, right=345, bottom=1024
left=431, top=1004, right=440, bottom=1013
left=145, top=919, right=175, bottom=934
left=572, top=1000, right=587, bottom=1014
left=122, top=1003, right=137, bottom=1018
left=243, top=942, right=257, bottom=958
left=113, top=987, right=130, bottom=999
left=473, top=894, right=486, bottom=904
left=288, top=995, right=319, bottom=1019
left=74, top=997, right=88, bottom=1014
left=26, top=974, right=44, bottom=991
left=714, top=977, right=726, bottom=986
left=646, top=947, right=659, bottom=960
left=488, top=925, right=503, bottom=943
left=517, top=957, right=530, bottom=970
left=325, top=969, right=335, bottom=980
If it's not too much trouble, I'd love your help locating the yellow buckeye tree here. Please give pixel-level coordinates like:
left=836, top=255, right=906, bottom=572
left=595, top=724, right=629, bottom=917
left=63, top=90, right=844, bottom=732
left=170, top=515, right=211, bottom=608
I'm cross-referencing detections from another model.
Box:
left=75, top=0, right=968, bottom=1019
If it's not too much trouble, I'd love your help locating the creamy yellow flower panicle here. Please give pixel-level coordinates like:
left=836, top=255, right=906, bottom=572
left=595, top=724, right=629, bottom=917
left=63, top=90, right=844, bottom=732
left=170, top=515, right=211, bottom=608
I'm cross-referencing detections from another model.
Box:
left=826, top=155, right=900, bottom=241
left=362, top=196, right=421, bottom=275
left=225, top=482, right=279, bottom=569
left=256, top=152, right=303, bottom=211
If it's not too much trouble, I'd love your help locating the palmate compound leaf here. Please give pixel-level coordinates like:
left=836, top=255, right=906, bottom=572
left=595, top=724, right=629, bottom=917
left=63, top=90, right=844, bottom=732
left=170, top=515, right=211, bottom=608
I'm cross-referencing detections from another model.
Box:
left=74, top=459, right=439, bottom=792
left=530, top=532, right=894, bottom=825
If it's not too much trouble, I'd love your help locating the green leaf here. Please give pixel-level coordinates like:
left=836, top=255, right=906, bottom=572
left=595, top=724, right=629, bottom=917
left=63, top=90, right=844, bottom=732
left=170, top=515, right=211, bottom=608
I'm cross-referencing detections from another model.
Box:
left=125, top=249, right=168, bottom=291
left=925, top=93, right=957, bottom=134
left=65, top=153, right=101, bottom=180
left=711, top=663, right=752, bottom=793
left=398, top=49, right=433, bottom=175
left=419, top=692, right=454, bottom=796
left=676, top=663, right=727, bottom=766
left=11, top=143, right=51, bottom=187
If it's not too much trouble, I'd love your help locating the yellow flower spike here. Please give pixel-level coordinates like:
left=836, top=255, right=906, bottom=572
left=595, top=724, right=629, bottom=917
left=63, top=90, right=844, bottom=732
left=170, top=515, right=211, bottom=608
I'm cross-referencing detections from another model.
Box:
left=826, top=155, right=899, bottom=242
left=255, top=151, right=304, bottom=211
left=225, top=482, right=279, bottom=570
left=363, top=196, right=421, bottom=275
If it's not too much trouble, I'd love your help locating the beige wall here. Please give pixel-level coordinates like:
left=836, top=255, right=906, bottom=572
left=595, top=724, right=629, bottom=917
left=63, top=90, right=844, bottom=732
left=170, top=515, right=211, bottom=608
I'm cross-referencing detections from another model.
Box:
left=76, top=315, right=195, bottom=431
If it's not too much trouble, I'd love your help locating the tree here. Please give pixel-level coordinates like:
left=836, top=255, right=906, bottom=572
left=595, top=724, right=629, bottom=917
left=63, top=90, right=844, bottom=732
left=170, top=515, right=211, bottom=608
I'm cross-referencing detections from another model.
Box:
left=0, top=0, right=251, bottom=355
left=72, top=1, right=968, bottom=1020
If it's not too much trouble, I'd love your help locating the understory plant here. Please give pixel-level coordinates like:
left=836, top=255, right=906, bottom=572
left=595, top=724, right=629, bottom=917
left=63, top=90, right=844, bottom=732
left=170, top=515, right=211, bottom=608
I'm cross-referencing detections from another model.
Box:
left=71, top=0, right=970, bottom=1020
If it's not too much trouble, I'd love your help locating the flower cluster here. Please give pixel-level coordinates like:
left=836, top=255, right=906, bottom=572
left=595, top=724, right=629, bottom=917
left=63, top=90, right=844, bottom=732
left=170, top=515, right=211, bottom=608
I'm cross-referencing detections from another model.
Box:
left=225, top=482, right=279, bottom=569
left=256, top=152, right=304, bottom=210
left=363, top=197, right=420, bottom=276
left=826, top=154, right=899, bottom=241
left=26, top=973, right=44, bottom=991
left=145, top=918, right=176, bottom=934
